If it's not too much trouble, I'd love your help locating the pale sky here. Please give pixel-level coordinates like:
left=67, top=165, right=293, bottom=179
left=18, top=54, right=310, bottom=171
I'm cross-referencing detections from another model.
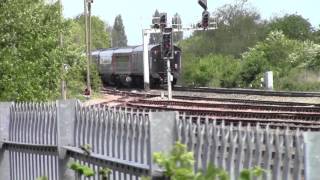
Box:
left=61, top=0, right=319, bottom=45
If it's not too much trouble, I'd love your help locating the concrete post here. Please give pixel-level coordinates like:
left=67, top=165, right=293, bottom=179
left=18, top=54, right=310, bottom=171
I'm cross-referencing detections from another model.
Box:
left=303, top=132, right=320, bottom=180
left=149, top=111, right=177, bottom=177
left=264, top=71, right=273, bottom=90
left=57, top=99, right=78, bottom=180
left=0, top=102, right=13, bottom=180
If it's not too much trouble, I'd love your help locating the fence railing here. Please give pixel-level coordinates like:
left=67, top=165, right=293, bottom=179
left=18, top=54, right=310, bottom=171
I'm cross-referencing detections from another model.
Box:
left=0, top=100, right=176, bottom=180
left=176, top=115, right=305, bottom=180
left=0, top=100, right=318, bottom=180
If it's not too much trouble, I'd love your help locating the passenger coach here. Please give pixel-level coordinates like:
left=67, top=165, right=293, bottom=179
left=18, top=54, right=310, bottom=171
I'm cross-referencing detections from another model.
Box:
left=92, top=44, right=181, bottom=87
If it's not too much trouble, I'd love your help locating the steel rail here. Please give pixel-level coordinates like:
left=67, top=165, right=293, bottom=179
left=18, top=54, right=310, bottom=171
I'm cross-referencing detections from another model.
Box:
left=173, top=86, right=320, bottom=97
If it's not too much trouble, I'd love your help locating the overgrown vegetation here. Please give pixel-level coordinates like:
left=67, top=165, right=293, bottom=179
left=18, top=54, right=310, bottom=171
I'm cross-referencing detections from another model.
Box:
left=69, top=162, right=95, bottom=177
left=68, top=162, right=112, bottom=179
left=0, top=0, right=106, bottom=102
left=179, top=0, right=320, bottom=91
left=144, top=142, right=264, bottom=180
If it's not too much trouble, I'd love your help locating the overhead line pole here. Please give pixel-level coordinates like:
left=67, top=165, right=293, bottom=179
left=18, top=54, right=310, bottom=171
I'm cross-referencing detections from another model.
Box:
left=58, top=0, right=66, bottom=100
left=84, top=0, right=92, bottom=96
left=87, top=1, right=92, bottom=94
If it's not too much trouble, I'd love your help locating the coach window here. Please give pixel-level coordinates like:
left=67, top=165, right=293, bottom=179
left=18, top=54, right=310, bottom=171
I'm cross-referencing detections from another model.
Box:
left=100, top=55, right=112, bottom=65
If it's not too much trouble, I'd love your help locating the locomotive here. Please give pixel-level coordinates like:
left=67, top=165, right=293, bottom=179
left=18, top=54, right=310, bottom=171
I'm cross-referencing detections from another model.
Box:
left=91, top=44, right=181, bottom=87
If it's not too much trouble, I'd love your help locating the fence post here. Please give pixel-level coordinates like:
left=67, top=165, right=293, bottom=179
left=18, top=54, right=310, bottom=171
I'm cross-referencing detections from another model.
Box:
left=57, top=99, right=78, bottom=180
left=303, top=132, right=320, bottom=180
left=0, top=102, right=13, bottom=180
left=149, top=111, right=177, bottom=179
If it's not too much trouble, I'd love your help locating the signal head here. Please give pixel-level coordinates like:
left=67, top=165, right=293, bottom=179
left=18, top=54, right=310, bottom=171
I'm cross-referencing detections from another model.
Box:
left=202, top=11, right=210, bottom=29
left=162, top=28, right=173, bottom=59
left=198, top=0, right=207, bottom=10
left=159, top=13, right=167, bottom=29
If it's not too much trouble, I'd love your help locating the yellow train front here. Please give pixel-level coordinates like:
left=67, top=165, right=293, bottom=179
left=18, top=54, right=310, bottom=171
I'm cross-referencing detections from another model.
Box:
left=92, top=44, right=181, bottom=88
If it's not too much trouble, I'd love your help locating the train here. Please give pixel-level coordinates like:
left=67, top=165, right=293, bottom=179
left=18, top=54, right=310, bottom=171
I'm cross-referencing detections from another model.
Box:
left=91, top=44, right=182, bottom=88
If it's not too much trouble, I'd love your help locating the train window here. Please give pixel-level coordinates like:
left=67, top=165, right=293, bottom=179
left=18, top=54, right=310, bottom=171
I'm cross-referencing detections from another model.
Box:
left=100, top=55, right=112, bottom=65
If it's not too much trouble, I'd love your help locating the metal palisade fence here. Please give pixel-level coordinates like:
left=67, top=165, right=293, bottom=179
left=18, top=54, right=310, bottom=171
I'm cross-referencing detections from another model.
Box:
left=176, top=115, right=305, bottom=180
left=0, top=100, right=176, bottom=180
left=0, top=100, right=317, bottom=180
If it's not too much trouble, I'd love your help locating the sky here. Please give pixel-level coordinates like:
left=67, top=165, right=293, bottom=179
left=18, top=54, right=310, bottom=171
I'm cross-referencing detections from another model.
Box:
left=61, top=0, right=319, bottom=45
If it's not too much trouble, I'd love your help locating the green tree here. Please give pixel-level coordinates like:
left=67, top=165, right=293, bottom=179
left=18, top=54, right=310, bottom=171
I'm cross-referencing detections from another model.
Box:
left=0, top=0, right=63, bottom=101
left=111, top=15, right=127, bottom=47
left=268, top=14, right=313, bottom=41
left=72, top=14, right=111, bottom=50
left=182, top=54, right=240, bottom=87
left=179, top=0, right=268, bottom=87
left=181, top=0, right=267, bottom=59
left=238, top=31, right=320, bottom=90
left=62, top=20, right=102, bottom=98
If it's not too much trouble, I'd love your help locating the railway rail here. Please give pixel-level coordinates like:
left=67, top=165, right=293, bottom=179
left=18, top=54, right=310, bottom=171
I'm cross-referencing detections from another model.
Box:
left=133, top=99, right=320, bottom=112
left=173, top=86, right=320, bottom=97
left=126, top=102, right=320, bottom=121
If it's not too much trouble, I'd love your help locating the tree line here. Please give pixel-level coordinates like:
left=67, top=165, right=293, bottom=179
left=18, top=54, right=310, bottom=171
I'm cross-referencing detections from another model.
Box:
left=179, top=0, right=320, bottom=91
left=0, top=0, right=129, bottom=101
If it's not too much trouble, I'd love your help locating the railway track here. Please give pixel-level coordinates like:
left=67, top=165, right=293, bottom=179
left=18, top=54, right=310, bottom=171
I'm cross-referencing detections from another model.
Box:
left=101, top=88, right=320, bottom=107
left=101, top=87, right=320, bottom=130
left=108, top=105, right=320, bottom=131
left=126, top=102, right=320, bottom=121
left=173, top=86, right=320, bottom=97
left=133, top=99, right=320, bottom=112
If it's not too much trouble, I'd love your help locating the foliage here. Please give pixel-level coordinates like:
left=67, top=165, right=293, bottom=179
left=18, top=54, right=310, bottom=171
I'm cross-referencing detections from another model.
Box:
left=80, top=144, right=92, bottom=155
left=181, top=0, right=267, bottom=59
left=182, top=54, right=240, bottom=87
left=0, top=0, right=103, bottom=101
left=268, top=14, right=313, bottom=41
left=69, top=161, right=112, bottom=179
left=276, top=68, right=320, bottom=91
left=99, top=167, right=112, bottom=180
left=153, top=142, right=195, bottom=179
left=152, top=142, right=264, bottom=180
left=239, top=31, right=320, bottom=89
left=311, top=26, right=320, bottom=43
left=69, top=162, right=95, bottom=177
left=72, top=15, right=111, bottom=50
left=36, top=176, right=48, bottom=180
left=62, top=20, right=102, bottom=99
left=179, top=1, right=320, bottom=92
left=239, top=167, right=265, bottom=180
left=112, top=15, right=127, bottom=47
left=0, top=0, right=63, bottom=101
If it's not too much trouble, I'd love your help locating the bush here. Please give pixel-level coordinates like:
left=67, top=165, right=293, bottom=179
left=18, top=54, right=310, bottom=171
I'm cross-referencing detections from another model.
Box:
left=182, top=54, right=240, bottom=87
left=276, top=68, right=320, bottom=91
left=151, top=142, right=264, bottom=180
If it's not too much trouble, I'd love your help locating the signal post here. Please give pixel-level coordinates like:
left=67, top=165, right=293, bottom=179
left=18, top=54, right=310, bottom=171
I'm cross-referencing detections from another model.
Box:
left=143, top=0, right=215, bottom=100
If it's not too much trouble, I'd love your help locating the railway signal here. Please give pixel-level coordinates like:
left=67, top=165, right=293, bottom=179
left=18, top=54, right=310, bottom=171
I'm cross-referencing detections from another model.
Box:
left=198, top=0, right=207, bottom=10
left=162, top=28, right=173, bottom=59
left=159, top=13, right=167, bottom=29
left=152, top=16, right=160, bottom=29
left=143, top=0, right=216, bottom=98
left=202, top=11, right=210, bottom=29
